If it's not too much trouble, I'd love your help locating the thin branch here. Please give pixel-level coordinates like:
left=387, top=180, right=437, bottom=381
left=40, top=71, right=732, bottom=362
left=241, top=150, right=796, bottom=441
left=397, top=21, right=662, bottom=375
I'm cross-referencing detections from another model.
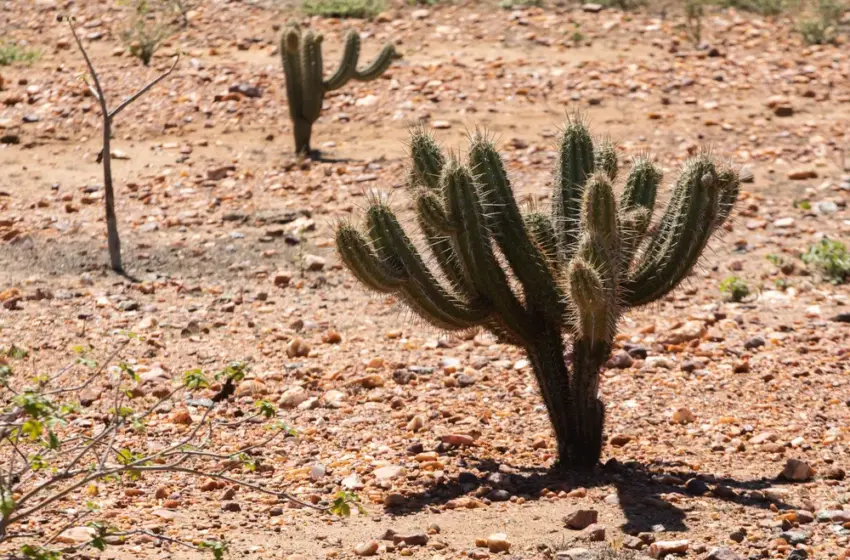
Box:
left=107, top=529, right=199, bottom=550
left=109, top=54, right=180, bottom=119
left=66, top=17, right=108, bottom=116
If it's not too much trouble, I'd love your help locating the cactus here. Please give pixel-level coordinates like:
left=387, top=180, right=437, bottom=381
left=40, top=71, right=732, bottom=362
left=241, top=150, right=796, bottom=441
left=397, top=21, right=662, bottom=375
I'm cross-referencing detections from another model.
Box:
left=335, top=119, right=740, bottom=469
left=280, top=24, right=396, bottom=156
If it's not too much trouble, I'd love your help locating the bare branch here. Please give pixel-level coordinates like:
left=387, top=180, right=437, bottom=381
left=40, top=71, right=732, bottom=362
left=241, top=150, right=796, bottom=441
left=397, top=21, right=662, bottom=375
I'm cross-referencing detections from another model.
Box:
left=109, top=54, right=180, bottom=119
left=66, top=16, right=109, bottom=116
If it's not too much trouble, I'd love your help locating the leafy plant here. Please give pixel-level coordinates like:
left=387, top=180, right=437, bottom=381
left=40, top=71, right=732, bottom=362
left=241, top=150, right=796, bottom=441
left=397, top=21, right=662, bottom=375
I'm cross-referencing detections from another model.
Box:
left=301, top=0, right=386, bottom=18
left=120, top=0, right=177, bottom=65
left=0, top=42, right=41, bottom=66
left=797, top=0, right=846, bottom=44
left=722, top=0, right=789, bottom=14
left=280, top=24, right=396, bottom=156
left=801, top=238, right=850, bottom=283
left=335, top=119, right=739, bottom=468
left=685, top=0, right=706, bottom=44
left=719, top=275, right=751, bottom=302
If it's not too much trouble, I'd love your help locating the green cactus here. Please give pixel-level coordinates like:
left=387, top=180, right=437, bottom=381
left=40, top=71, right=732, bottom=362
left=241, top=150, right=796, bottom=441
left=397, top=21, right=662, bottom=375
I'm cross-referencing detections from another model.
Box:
left=280, top=24, right=396, bottom=156
left=335, top=119, right=740, bottom=469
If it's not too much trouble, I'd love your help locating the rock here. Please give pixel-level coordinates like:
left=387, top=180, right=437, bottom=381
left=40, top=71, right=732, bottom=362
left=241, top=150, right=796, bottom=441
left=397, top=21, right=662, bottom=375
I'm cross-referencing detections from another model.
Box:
left=486, top=533, right=511, bottom=553
left=625, top=344, right=648, bottom=359
left=373, top=465, right=405, bottom=482
left=582, top=3, right=604, bottom=12
left=825, top=467, right=845, bottom=480
left=384, top=493, right=406, bottom=507
left=321, top=390, right=346, bottom=408
left=342, top=473, right=363, bottom=490
left=171, top=410, right=192, bottom=425
left=671, top=407, right=696, bottom=424
left=564, top=509, right=598, bottom=530
left=780, top=530, right=809, bottom=545
left=705, top=548, right=743, bottom=560
left=279, top=386, right=309, bottom=408
left=394, top=533, right=429, bottom=547
left=782, top=458, right=814, bottom=482
left=773, top=217, right=795, bottom=228
left=358, top=374, right=384, bottom=388
left=728, top=529, right=745, bottom=543
left=407, top=414, right=425, bottom=432
left=457, top=373, right=476, bottom=387
left=685, top=478, right=709, bottom=495
left=488, top=489, right=511, bottom=502
left=354, top=540, right=379, bottom=556
left=221, top=501, right=241, bottom=512
left=305, top=254, right=325, bottom=271
left=556, top=548, right=593, bottom=560
left=795, top=510, right=814, bottom=524
left=310, top=463, right=326, bottom=481
left=787, top=168, right=817, bottom=180
left=581, top=523, right=606, bottom=541
left=662, top=321, right=706, bottom=344
left=609, top=434, right=631, bottom=447
left=744, top=336, right=765, bottom=350
left=286, top=338, right=310, bottom=358
left=440, top=433, right=475, bottom=446
left=817, top=509, right=850, bottom=523
left=649, top=540, right=689, bottom=558
left=273, top=271, right=292, bottom=287
left=787, top=550, right=808, bottom=560
left=432, top=120, right=451, bottom=129
left=411, top=8, right=430, bottom=19
left=606, top=350, right=634, bottom=369
left=56, top=526, right=96, bottom=544
left=229, top=83, right=261, bottom=98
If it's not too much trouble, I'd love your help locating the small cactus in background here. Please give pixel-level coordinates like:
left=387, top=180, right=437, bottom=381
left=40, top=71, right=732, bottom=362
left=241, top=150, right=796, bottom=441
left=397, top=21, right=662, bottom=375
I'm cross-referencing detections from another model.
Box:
left=280, top=24, right=396, bottom=156
left=336, top=118, right=740, bottom=469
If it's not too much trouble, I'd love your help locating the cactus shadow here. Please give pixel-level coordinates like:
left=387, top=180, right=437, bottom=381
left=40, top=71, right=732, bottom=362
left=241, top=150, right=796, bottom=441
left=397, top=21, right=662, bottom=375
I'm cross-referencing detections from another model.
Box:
left=386, top=456, right=792, bottom=536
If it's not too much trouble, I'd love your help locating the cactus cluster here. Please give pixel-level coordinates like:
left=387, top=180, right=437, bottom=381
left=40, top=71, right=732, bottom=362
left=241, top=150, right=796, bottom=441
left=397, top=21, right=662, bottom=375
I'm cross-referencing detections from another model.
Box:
left=280, top=24, right=396, bottom=156
left=336, top=119, right=740, bottom=468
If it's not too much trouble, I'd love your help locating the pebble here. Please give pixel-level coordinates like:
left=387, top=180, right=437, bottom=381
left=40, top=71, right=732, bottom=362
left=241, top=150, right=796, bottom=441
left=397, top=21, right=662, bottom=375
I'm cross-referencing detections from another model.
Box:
left=744, top=336, right=765, bottom=350
left=394, top=533, right=429, bottom=547
left=407, top=414, right=425, bottom=432
left=373, top=465, right=406, bottom=482
left=782, top=458, right=814, bottom=482
left=606, top=350, right=633, bottom=369
left=564, top=509, right=598, bottom=530
left=286, top=338, right=310, bottom=358
left=354, top=540, right=379, bottom=557
left=661, top=320, right=706, bottom=344
left=786, top=169, right=817, bottom=181
left=706, top=548, right=743, bottom=560
left=432, top=120, right=451, bottom=129
left=485, top=533, right=511, bottom=553
left=555, top=548, right=593, bottom=560
left=581, top=523, right=606, bottom=542
left=609, top=434, right=631, bottom=447
left=671, top=407, right=696, bottom=424
left=649, top=540, right=689, bottom=558
left=305, top=254, right=325, bottom=271
left=685, top=478, right=709, bottom=495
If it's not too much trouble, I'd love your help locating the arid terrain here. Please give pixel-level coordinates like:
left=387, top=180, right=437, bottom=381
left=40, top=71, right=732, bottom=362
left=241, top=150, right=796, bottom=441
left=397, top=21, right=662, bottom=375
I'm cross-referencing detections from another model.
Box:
left=1, top=0, right=849, bottom=559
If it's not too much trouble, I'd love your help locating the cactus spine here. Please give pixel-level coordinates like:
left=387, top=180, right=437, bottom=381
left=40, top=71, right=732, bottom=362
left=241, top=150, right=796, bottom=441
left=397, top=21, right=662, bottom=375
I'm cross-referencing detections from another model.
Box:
left=280, top=24, right=396, bottom=156
left=336, top=119, right=740, bottom=469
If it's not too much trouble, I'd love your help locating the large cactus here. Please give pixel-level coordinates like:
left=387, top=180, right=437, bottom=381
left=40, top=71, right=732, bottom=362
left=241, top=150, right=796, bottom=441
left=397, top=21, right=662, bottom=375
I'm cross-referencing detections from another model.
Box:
left=280, top=24, right=396, bottom=156
left=336, top=119, right=739, bottom=469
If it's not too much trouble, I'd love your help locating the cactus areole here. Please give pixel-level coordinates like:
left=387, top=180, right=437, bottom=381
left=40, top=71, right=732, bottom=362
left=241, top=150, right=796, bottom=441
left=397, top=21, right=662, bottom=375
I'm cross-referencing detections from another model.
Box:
left=336, top=119, right=740, bottom=469
left=280, top=24, right=396, bottom=156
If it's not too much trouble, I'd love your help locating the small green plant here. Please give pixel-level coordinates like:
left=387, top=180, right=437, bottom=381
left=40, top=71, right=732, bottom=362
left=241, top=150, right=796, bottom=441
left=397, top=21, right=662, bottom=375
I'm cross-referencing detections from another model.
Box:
left=598, top=0, right=647, bottom=9
left=499, top=0, right=542, bottom=8
left=302, top=0, right=386, bottom=18
left=797, top=0, right=846, bottom=45
left=801, top=238, right=850, bottom=283
left=0, top=42, right=41, bottom=66
left=685, top=0, right=706, bottom=44
left=280, top=24, right=396, bottom=156
left=719, top=275, right=751, bottom=302
left=121, top=0, right=177, bottom=65
left=722, top=0, right=789, bottom=15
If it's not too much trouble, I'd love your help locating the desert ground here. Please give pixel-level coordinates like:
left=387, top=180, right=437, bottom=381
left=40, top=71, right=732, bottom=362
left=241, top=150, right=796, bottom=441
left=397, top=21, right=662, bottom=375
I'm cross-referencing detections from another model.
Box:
left=1, top=0, right=849, bottom=559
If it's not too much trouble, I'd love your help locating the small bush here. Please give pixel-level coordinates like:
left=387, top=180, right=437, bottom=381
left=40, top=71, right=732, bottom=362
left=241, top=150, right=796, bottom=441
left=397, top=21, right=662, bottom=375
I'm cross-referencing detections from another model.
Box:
left=722, top=0, right=789, bottom=15
left=500, top=0, right=542, bottom=8
left=121, top=0, right=177, bottom=65
left=801, top=238, right=850, bottom=283
left=797, top=0, right=846, bottom=44
left=302, top=0, right=386, bottom=18
left=0, top=42, right=41, bottom=66
left=685, top=0, right=706, bottom=44
left=720, top=275, right=751, bottom=302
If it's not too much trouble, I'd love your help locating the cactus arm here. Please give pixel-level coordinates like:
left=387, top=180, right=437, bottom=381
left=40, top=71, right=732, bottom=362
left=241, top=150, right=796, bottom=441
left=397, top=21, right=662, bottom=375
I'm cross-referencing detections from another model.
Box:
left=625, top=156, right=723, bottom=307
left=366, top=204, right=487, bottom=329
left=621, top=156, right=662, bottom=214
left=352, top=43, right=396, bottom=82
left=410, top=131, right=445, bottom=190
left=281, top=29, right=304, bottom=123
left=442, top=162, right=531, bottom=342
left=300, top=31, right=325, bottom=124
left=716, top=164, right=741, bottom=227
left=594, top=138, right=618, bottom=182
left=324, top=30, right=360, bottom=91
left=523, top=211, right=560, bottom=270
left=336, top=225, right=404, bottom=293
left=469, top=137, right=564, bottom=321
left=552, top=120, right=595, bottom=258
